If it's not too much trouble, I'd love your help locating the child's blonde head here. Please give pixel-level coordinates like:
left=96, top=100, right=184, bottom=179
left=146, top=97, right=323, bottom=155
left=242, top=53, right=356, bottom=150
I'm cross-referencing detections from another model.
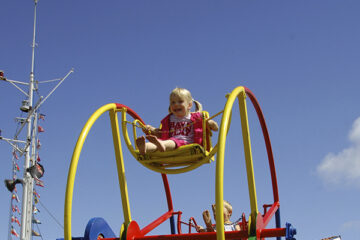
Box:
left=169, top=87, right=203, bottom=112
left=223, top=200, right=233, bottom=215
left=211, top=200, right=233, bottom=221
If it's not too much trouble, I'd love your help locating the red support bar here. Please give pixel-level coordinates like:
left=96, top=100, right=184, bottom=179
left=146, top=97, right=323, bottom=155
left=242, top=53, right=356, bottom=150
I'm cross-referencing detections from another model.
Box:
left=188, top=219, right=191, bottom=233
left=258, top=228, right=286, bottom=238
left=190, top=217, right=198, bottom=227
left=174, top=211, right=183, bottom=234
left=262, top=202, right=279, bottom=227
left=140, top=211, right=174, bottom=236
left=115, top=104, right=146, bottom=124
left=244, top=88, right=279, bottom=203
left=161, top=174, right=174, bottom=213
left=135, top=231, right=248, bottom=240
left=188, top=217, right=198, bottom=233
left=103, top=228, right=287, bottom=240
left=263, top=204, right=272, bottom=215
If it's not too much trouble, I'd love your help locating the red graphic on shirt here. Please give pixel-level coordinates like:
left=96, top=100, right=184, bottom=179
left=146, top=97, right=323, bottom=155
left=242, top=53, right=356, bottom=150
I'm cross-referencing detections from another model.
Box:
left=169, top=121, right=193, bottom=137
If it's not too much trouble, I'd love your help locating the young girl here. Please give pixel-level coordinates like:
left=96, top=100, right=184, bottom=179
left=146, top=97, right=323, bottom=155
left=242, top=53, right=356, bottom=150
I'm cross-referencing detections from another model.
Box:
left=196, top=200, right=241, bottom=232
left=136, top=87, right=218, bottom=155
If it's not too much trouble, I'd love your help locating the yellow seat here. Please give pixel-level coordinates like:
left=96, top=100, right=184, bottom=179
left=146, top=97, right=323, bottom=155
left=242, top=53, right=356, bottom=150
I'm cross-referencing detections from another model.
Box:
left=135, top=143, right=218, bottom=173
left=121, top=109, right=218, bottom=174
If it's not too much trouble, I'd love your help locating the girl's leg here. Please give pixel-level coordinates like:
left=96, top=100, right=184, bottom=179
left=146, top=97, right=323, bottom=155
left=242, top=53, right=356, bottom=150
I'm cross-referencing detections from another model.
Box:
left=136, top=136, right=146, bottom=155
left=146, top=135, right=176, bottom=152
left=136, top=136, right=159, bottom=155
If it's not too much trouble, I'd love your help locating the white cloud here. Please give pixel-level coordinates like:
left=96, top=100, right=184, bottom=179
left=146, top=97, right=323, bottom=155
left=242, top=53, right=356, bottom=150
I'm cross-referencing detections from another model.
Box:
left=317, top=117, right=360, bottom=187
left=349, top=117, right=360, bottom=143
left=341, top=220, right=360, bottom=232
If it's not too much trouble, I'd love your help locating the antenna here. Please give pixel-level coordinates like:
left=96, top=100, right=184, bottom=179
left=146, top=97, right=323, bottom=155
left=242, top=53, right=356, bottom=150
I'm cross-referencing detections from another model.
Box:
left=1, top=1, right=73, bottom=240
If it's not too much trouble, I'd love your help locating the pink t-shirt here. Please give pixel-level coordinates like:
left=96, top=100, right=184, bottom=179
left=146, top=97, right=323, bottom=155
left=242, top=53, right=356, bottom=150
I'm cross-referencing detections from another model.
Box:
left=169, top=114, right=194, bottom=144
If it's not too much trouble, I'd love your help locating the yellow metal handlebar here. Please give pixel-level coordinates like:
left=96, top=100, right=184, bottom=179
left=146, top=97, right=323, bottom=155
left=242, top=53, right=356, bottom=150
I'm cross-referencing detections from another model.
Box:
left=64, top=103, right=132, bottom=240
left=215, top=86, right=258, bottom=240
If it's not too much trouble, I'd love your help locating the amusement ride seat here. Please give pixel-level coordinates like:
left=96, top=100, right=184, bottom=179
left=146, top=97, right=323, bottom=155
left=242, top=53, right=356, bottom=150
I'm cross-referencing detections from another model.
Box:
left=123, top=110, right=220, bottom=174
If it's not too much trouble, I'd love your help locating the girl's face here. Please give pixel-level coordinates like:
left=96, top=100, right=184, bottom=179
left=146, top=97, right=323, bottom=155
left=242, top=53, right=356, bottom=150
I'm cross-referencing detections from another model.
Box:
left=170, top=95, right=192, bottom=118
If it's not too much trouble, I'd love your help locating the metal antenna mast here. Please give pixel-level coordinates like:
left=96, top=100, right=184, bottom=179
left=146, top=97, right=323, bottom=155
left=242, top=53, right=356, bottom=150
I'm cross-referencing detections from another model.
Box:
left=1, top=1, right=73, bottom=240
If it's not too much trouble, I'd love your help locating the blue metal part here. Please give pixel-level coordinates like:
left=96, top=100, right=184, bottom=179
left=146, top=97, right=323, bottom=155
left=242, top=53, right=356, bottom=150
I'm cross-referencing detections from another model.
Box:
left=170, top=216, right=175, bottom=234
left=84, top=218, right=116, bottom=240
left=285, top=222, right=297, bottom=240
left=276, top=208, right=281, bottom=240
left=57, top=218, right=116, bottom=240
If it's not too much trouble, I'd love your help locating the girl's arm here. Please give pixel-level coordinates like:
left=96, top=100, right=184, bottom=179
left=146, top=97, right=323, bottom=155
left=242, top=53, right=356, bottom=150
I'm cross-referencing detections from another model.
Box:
left=144, top=125, right=162, bottom=138
left=152, top=128, right=162, bottom=138
left=202, top=210, right=215, bottom=232
left=207, top=119, right=219, bottom=131
left=196, top=225, right=206, bottom=233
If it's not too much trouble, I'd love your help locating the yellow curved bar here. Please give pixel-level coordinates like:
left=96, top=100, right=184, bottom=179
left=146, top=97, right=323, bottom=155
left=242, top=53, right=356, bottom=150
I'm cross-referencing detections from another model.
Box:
left=215, top=86, right=258, bottom=240
left=65, top=103, right=117, bottom=240
left=121, top=109, right=144, bottom=159
left=238, top=90, right=258, bottom=233
left=202, top=111, right=209, bottom=151
left=109, top=109, right=132, bottom=226
left=132, top=119, right=146, bottom=149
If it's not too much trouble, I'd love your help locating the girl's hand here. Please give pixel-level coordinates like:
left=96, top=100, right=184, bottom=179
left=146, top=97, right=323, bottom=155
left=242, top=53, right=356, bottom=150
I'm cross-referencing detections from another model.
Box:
left=208, top=120, right=219, bottom=131
left=196, top=225, right=205, bottom=233
left=143, top=125, right=156, bottom=135
left=202, top=210, right=214, bottom=232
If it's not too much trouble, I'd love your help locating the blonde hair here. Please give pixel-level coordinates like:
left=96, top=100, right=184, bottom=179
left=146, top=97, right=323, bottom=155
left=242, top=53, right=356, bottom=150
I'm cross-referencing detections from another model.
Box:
left=211, top=200, right=233, bottom=217
left=223, top=200, right=232, bottom=213
left=169, top=87, right=203, bottom=112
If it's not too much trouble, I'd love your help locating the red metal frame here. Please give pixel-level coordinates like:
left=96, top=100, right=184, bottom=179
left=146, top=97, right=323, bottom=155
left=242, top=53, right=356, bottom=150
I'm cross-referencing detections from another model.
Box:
left=175, top=214, right=199, bottom=234
left=262, top=203, right=279, bottom=227
left=140, top=211, right=174, bottom=236
left=243, top=88, right=279, bottom=203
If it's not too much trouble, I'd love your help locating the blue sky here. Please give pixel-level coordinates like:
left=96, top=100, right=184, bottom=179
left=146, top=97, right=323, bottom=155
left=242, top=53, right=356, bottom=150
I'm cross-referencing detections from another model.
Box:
left=1, top=1, right=360, bottom=240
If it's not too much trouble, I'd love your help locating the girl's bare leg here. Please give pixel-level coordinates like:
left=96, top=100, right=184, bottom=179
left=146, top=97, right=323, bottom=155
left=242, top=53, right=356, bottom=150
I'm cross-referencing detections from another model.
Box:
left=146, top=135, right=176, bottom=152
left=136, top=136, right=158, bottom=154
left=136, top=136, right=146, bottom=155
